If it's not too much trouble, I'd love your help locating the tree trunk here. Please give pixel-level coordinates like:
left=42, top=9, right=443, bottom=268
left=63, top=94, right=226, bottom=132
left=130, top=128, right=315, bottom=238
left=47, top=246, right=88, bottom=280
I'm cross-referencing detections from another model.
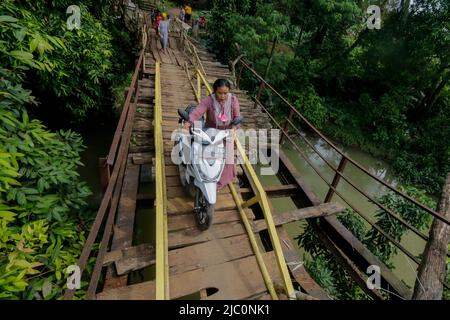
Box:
left=425, top=72, right=450, bottom=112
left=294, top=20, right=306, bottom=59
left=309, top=25, right=328, bottom=59
left=400, top=0, right=411, bottom=24
left=412, top=173, right=450, bottom=300
left=414, top=66, right=450, bottom=121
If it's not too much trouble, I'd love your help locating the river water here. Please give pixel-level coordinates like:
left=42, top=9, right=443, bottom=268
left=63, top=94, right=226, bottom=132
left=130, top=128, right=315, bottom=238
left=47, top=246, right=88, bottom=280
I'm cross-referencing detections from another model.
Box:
left=258, top=132, right=425, bottom=291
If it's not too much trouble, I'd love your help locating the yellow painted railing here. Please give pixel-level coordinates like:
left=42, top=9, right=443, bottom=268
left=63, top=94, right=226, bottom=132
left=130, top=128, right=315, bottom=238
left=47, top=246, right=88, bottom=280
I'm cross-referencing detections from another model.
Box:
left=154, top=62, right=169, bottom=300
left=232, top=142, right=296, bottom=299
left=228, top=184, right=279, bottom=300
left=189, top=59, right=296, bottom=300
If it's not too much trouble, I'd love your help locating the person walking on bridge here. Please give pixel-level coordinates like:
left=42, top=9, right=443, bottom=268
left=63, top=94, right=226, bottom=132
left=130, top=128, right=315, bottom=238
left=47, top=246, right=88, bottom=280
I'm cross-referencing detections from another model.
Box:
left=158, top=14, right=170, bottom=54
left=153, top=10, right=162, bottom=37
left=179, top=5, right=186, bottom=21
left=183, top=79, right=241, bottom=190
left=184, top=3, right=192, bottom=25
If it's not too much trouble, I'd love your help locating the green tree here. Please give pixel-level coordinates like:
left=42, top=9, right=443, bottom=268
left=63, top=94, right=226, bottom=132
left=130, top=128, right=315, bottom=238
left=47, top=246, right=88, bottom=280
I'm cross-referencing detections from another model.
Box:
left=0, top=68, right=93, bottom=299
left=1, top=0, right=134, bottom=120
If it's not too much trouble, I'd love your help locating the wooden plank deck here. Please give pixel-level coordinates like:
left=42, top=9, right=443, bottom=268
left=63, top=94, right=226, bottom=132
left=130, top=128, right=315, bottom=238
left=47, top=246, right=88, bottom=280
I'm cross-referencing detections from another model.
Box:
left=96, top=28, right=340, bottom=300
left=97, top=252, right=283, bottom=300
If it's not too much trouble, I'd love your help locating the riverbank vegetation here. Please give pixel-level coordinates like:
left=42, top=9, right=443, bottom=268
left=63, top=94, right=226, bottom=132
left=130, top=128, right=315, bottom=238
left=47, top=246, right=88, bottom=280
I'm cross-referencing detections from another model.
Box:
left=0, top=0, right=136, bottom=299
left=204, top=0, right=449, bottom=196
left=203, top=0, right=450, bottom=299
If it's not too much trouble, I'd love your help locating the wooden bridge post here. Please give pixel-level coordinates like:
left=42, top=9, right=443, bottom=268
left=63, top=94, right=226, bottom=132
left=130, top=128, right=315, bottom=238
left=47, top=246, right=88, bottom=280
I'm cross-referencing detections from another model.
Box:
left=197, top=70, right=202, bottom=101
left=233, top=43, right=244, bottom=89
left=236, top=63, right=244, bottom=89
left=98, top=157, right=111, bottom=194
left=142, top=25, right=146, bottom=77
left=280, top=109, right=294, bottom=145
left=253, top=36, right=278, bottom=109
left=324, top=156, right=348, bottom=203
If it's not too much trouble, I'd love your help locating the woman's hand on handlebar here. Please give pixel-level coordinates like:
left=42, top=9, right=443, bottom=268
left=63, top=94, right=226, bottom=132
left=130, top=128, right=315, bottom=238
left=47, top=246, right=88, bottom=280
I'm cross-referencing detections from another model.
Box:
left=183, top=121, right=192, bottom=130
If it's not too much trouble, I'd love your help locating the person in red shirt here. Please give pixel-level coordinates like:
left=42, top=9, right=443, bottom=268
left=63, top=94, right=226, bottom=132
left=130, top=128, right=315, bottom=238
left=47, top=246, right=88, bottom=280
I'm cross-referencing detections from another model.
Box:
left=153, top=11, right=162, bottom=36
left=183, top=79, right=241, bottom=190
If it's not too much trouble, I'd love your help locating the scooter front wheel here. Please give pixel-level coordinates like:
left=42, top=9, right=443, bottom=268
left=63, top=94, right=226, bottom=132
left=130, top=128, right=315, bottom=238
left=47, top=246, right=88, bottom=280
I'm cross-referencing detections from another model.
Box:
left=194, top=187, right=214, bottom=230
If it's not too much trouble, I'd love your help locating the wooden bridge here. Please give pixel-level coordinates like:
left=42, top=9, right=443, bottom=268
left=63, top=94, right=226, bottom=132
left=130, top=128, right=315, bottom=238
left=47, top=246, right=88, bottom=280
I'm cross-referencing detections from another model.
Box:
left=63, top=12, right=450, bottom=301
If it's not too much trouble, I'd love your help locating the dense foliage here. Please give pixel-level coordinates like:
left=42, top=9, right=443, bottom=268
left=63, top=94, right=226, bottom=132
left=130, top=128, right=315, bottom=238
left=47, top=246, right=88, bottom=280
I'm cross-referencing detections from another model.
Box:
left=0, top=67, right=93, bottom=299
left=0, top=0, right=135, bottom=299
left=297, top=187, right=437, bottom=299
left=205, top=0, right=450, bottom=195
left=1, top=0, right=134, bottom=121
left=298, top=210, right=370, bottom=300
left=205, top=0, right=449, bottom=299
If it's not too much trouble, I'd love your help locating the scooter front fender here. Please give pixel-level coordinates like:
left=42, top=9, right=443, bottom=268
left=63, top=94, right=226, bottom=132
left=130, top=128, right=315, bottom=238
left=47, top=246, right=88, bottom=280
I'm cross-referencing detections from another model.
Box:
left=194, top=181, right=217, bottom=205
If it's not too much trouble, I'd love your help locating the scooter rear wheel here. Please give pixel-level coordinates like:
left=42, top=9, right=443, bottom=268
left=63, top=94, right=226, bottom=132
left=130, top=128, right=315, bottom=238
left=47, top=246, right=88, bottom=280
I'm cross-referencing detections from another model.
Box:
left=194, top=187, right=214, bottom=230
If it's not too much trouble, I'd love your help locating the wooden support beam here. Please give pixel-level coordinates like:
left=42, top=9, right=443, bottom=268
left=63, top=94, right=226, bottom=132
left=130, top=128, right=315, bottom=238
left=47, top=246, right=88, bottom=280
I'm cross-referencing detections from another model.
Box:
left=251, top=202, right=345, bottom=232
left=413, top=173, right=450, bottom=300
left=277, top=227, right=331, bottom=300
left=322, top=216, right=413, bottom=299
left=242, top=195, right=260, bottom=208
left=312, top=220, right=385, bottom=300
left=324, top=157, right=348, bottom=203
left=103, top=243, right=155, bottom=276
left=98, top=157, right=110, bottom=194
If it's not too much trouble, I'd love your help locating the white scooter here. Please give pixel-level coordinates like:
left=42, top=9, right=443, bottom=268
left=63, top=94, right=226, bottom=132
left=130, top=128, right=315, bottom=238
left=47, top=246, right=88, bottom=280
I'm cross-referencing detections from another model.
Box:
left=173, top=105, right=243, bottom=230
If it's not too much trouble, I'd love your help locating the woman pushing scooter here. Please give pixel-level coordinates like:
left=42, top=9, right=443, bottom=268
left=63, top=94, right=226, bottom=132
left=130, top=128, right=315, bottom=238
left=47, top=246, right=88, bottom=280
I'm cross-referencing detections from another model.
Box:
left=177, top=79, right=243, bottom=230
left=183, top=79, right=241, bottom=190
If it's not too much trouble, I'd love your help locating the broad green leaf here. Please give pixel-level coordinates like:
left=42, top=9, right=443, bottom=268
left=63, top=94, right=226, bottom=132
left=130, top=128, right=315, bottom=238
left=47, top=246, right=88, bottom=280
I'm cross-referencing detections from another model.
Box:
left=8, top=50, right=33, bottom=61
left=12, top=259, right=31, bottom=269
left=0, top=16, right=18, bottom=23
left=0, top=211, right=16, bottom=221
left=37, top=178, right=45, bottom=193
left=13, top=28, right=27, bottom=42
left=1, top=176, right=20, bottom=186
left=22, top=112, right=29, bottom=126
left=13, top=280, right=28, bottom=290
left=30, top=38, right=39, bottom=53
left=16, top=191, right=26, bottom=206
left=31, top=131, right=45, bottom=144
left=0, top=115, right=16, bottom=127
left=42, top=281, right=52, bottom=298
left=1, top=169, right=19, bottom=177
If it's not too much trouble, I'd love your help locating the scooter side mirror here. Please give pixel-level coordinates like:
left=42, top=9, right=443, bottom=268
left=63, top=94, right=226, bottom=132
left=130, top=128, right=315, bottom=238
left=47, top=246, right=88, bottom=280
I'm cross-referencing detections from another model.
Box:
left=231, top=116, right=243, bottom=126
left=178, top=109, right=190, bottom=121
